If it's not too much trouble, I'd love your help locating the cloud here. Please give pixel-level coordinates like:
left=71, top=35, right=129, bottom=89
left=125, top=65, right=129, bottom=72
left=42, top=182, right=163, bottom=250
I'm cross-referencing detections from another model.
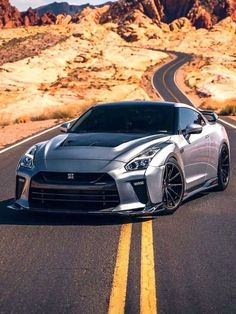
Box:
left=11, top=0, right=111, bottom=11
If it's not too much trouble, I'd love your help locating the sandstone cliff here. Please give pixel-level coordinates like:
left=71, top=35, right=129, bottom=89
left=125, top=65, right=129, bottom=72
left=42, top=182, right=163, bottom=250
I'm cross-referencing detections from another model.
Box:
left=100, top=0, right=236, bottom=29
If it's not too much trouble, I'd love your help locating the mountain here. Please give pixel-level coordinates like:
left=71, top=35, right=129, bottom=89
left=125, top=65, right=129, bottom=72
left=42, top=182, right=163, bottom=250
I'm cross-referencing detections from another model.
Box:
left=34, top=1, right=112, bottom=16
left=34, top=2, right=86, bottom=16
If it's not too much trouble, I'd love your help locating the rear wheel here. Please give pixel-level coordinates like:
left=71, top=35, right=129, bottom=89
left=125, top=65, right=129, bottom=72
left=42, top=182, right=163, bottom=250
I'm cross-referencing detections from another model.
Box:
left=162, top=159, right=184, bottom=214
left=217, top=144, right=230, bottom=191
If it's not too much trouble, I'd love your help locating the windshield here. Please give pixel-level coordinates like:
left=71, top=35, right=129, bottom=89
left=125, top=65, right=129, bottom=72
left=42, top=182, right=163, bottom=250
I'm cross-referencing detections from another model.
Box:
left=70, top=105, right=176, bottom=134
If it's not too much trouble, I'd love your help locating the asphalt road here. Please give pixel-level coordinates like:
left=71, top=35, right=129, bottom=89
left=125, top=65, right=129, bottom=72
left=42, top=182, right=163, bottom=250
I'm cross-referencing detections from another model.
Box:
left=0, top=52, right=236, bottom=314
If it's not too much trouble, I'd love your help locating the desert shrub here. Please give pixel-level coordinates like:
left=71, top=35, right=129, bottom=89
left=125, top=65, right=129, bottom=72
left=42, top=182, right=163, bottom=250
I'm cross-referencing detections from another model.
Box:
left=0, top=113, right=12, bottom=127
left=14, top=115, right=31, bottom=124
left=31, top=102, right=93, bottom=122
left=219, top=105, right=236, bottom=116
left=200, top=98, right=236, bottom=115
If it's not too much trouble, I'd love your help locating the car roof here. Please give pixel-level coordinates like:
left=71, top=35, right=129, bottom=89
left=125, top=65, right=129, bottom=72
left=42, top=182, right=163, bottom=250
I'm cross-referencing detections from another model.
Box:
left=94, top=100, right=195, bottom=110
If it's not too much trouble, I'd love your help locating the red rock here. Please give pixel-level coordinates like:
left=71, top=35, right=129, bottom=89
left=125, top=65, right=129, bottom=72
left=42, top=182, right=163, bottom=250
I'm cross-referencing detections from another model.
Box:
left=40, top=12, right=57, bottom=25
left=56, top=14, right=72, bottom=25
left=99, top=0, right=236, bottom=29
left=22, top=7, right=40, bottom=26
left=0, top=0, right=235, bottom=29
left=169, top=17, right=192, bottom=31
left=76, top=5, right=111, bottom=24
left=23, top=15, right=30, bottom=27
left=0, top=0, right=22, bottom=28
left=0, top=0, right=55, bottom=28
left=226, top=0, right=236, bottom=21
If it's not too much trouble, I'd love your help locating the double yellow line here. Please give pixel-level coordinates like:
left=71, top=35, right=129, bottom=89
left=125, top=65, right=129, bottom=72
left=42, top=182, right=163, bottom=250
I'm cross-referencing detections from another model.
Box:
left=158, top=55, right=188, bottom=103
left=108, top=221, right=157, bottom=314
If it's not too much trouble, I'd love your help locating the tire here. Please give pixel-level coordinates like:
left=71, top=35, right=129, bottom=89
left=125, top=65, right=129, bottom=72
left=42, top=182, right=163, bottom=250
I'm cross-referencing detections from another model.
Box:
left=216, top=143, right=230, bottom=191
left=162, top=158, right=184, bottom=214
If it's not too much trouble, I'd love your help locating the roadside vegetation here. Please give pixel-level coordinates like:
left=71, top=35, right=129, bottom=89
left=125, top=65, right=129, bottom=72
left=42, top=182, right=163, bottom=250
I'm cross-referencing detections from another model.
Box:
left=200, top=98, right=236, bottom=115
left=0, top=102, right=92, bottom=127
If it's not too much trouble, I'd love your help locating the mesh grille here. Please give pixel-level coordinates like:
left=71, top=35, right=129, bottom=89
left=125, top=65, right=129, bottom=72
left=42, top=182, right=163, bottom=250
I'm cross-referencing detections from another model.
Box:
left=29, top=172, right=120, bottom=211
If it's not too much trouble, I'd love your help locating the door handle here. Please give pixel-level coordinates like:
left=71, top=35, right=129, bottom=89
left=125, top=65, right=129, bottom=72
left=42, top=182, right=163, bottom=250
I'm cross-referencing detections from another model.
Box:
left=205, top=135, right=209, bottom=139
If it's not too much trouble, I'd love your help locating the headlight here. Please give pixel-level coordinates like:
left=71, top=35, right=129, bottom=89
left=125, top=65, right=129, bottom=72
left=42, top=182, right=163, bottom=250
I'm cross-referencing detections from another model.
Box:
left=19, top=145, right=38, bottom=169
left=125, top=146, right=160, bottom=171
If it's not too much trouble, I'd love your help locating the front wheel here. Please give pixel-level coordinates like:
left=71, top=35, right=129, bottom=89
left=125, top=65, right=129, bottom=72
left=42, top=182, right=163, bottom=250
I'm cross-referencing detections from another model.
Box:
left=216, top=144, right=230, bottom=191
left=162, top=159, right=184, bottom=214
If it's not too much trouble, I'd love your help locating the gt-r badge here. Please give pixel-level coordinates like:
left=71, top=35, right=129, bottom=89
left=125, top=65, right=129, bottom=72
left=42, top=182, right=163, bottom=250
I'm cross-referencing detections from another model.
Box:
left=67, top=173, right=75, bottom=180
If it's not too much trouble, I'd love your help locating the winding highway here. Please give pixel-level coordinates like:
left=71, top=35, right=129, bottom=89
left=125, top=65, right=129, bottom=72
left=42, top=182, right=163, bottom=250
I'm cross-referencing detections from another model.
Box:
left=0, top=53, right=236, bottom=313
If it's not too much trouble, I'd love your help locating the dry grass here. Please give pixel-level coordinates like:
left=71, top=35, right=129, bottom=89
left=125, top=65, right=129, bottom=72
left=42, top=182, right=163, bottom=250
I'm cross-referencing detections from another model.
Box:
left=0, top=113, right=12, bottom=127
left=200, top=98, right=236, bottom=115
left=219, top=104, right=236, bottom=116
left=31, top=102, right=93, bottom=121
left=0, top=102, right=94, bottom=127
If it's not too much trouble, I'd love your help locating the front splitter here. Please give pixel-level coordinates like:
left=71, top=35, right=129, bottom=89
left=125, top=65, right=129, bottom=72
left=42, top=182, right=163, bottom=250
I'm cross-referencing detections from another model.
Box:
left=8, top=202, right=164, bottom=217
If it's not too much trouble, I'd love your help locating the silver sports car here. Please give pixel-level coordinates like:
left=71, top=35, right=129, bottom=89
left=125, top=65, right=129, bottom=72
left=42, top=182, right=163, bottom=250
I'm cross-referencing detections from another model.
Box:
left=10, top=101, right=230, bottom=215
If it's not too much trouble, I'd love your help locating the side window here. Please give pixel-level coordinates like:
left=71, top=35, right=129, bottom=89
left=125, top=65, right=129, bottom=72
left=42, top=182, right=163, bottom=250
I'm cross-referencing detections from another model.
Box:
left=179, top=108, right=205, bottom=131
left=196, top=113, right=206, bottom=126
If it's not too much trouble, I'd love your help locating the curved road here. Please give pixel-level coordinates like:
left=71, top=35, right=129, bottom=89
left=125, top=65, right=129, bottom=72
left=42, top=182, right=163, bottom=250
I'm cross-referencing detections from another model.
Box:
left=0, top=53, right=236, bottom=314
left=152, top=51, right=193, bottom=105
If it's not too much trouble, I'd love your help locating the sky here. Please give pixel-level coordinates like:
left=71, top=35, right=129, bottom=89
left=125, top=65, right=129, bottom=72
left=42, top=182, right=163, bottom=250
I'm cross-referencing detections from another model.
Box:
left=11, top=0, right=112, bottom=11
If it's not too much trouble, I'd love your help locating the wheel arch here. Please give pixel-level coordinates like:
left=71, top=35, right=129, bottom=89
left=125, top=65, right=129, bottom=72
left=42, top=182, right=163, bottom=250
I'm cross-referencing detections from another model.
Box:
left=151, top=142, right=183, bottom=168
left=150, top=141, right=186, bottom=186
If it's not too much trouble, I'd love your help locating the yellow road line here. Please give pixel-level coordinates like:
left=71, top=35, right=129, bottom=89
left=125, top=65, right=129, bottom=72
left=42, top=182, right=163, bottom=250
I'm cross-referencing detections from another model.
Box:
left=140, top=220, right=157, bottom=314
left=162, top=57, right=187, bottom=102
left=108, top=223, right=132, bottom=314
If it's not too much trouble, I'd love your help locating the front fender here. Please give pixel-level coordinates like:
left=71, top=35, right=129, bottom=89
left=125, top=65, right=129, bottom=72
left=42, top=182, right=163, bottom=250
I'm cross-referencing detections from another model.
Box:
left=150, top=142, right=184, bottom=172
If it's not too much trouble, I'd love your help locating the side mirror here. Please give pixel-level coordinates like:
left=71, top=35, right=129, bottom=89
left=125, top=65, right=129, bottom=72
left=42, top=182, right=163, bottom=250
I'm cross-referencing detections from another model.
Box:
left=185, top=123, right=203, bottom=135
left=201, top=110, right=218, bottom=123
left=60, top=122, right=71, bottom=133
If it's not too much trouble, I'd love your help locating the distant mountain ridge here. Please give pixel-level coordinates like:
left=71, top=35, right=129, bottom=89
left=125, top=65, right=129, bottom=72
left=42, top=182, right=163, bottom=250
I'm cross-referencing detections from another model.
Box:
left=33, top=1, right=112, bottom=16
left=0, top=0, right=112, bottom=28
left=34, top=2, right=89, bottom=16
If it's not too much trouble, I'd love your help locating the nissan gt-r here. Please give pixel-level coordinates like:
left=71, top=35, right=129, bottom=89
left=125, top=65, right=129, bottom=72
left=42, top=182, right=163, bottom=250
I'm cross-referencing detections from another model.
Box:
left=9, top=101, right=230, bottom=215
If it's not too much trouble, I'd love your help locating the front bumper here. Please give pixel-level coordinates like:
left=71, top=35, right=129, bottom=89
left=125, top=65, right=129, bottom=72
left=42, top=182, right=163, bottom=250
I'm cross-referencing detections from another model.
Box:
left=8, top=202, right=164, bottom=216
left=10, top=161, right=165, bottom=216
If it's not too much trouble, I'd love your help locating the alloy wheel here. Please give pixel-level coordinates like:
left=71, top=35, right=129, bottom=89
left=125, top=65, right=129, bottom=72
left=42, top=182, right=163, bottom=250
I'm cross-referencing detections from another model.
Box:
left=162, top=160, right=184, bottom=211
left=219, top=144, right=230, bottom=188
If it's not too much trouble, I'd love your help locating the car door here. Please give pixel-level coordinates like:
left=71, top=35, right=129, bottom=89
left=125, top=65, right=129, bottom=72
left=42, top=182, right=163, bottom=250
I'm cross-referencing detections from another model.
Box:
left=178, top=107, right=210, bottom=191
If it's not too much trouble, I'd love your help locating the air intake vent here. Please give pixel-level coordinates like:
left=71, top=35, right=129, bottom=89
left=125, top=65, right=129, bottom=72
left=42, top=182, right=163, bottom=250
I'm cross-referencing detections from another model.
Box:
left=16, top=176, right=26, bottom=199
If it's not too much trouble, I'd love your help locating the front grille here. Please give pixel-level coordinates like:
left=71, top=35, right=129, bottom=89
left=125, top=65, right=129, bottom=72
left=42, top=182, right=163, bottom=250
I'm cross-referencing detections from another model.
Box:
left=29, top=172, right=120, bottom=211
left=32, top=172, right=114, bottom=185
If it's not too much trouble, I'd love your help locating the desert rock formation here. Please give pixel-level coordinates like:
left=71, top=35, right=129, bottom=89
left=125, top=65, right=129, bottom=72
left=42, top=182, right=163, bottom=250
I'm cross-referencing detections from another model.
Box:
left=0, top=0, right=21, bottom=28
left=1, top=0, right=236, bottom=29
left=0, top=0, right=66, bottom=28
left=100, top=0, right=236, bottom=29
left=56, top=14, right=72, bottom=25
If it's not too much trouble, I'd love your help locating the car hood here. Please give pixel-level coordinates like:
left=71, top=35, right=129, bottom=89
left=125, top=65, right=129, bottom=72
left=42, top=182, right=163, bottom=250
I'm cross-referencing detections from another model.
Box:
left=36, top=132, right=171, bottom=163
